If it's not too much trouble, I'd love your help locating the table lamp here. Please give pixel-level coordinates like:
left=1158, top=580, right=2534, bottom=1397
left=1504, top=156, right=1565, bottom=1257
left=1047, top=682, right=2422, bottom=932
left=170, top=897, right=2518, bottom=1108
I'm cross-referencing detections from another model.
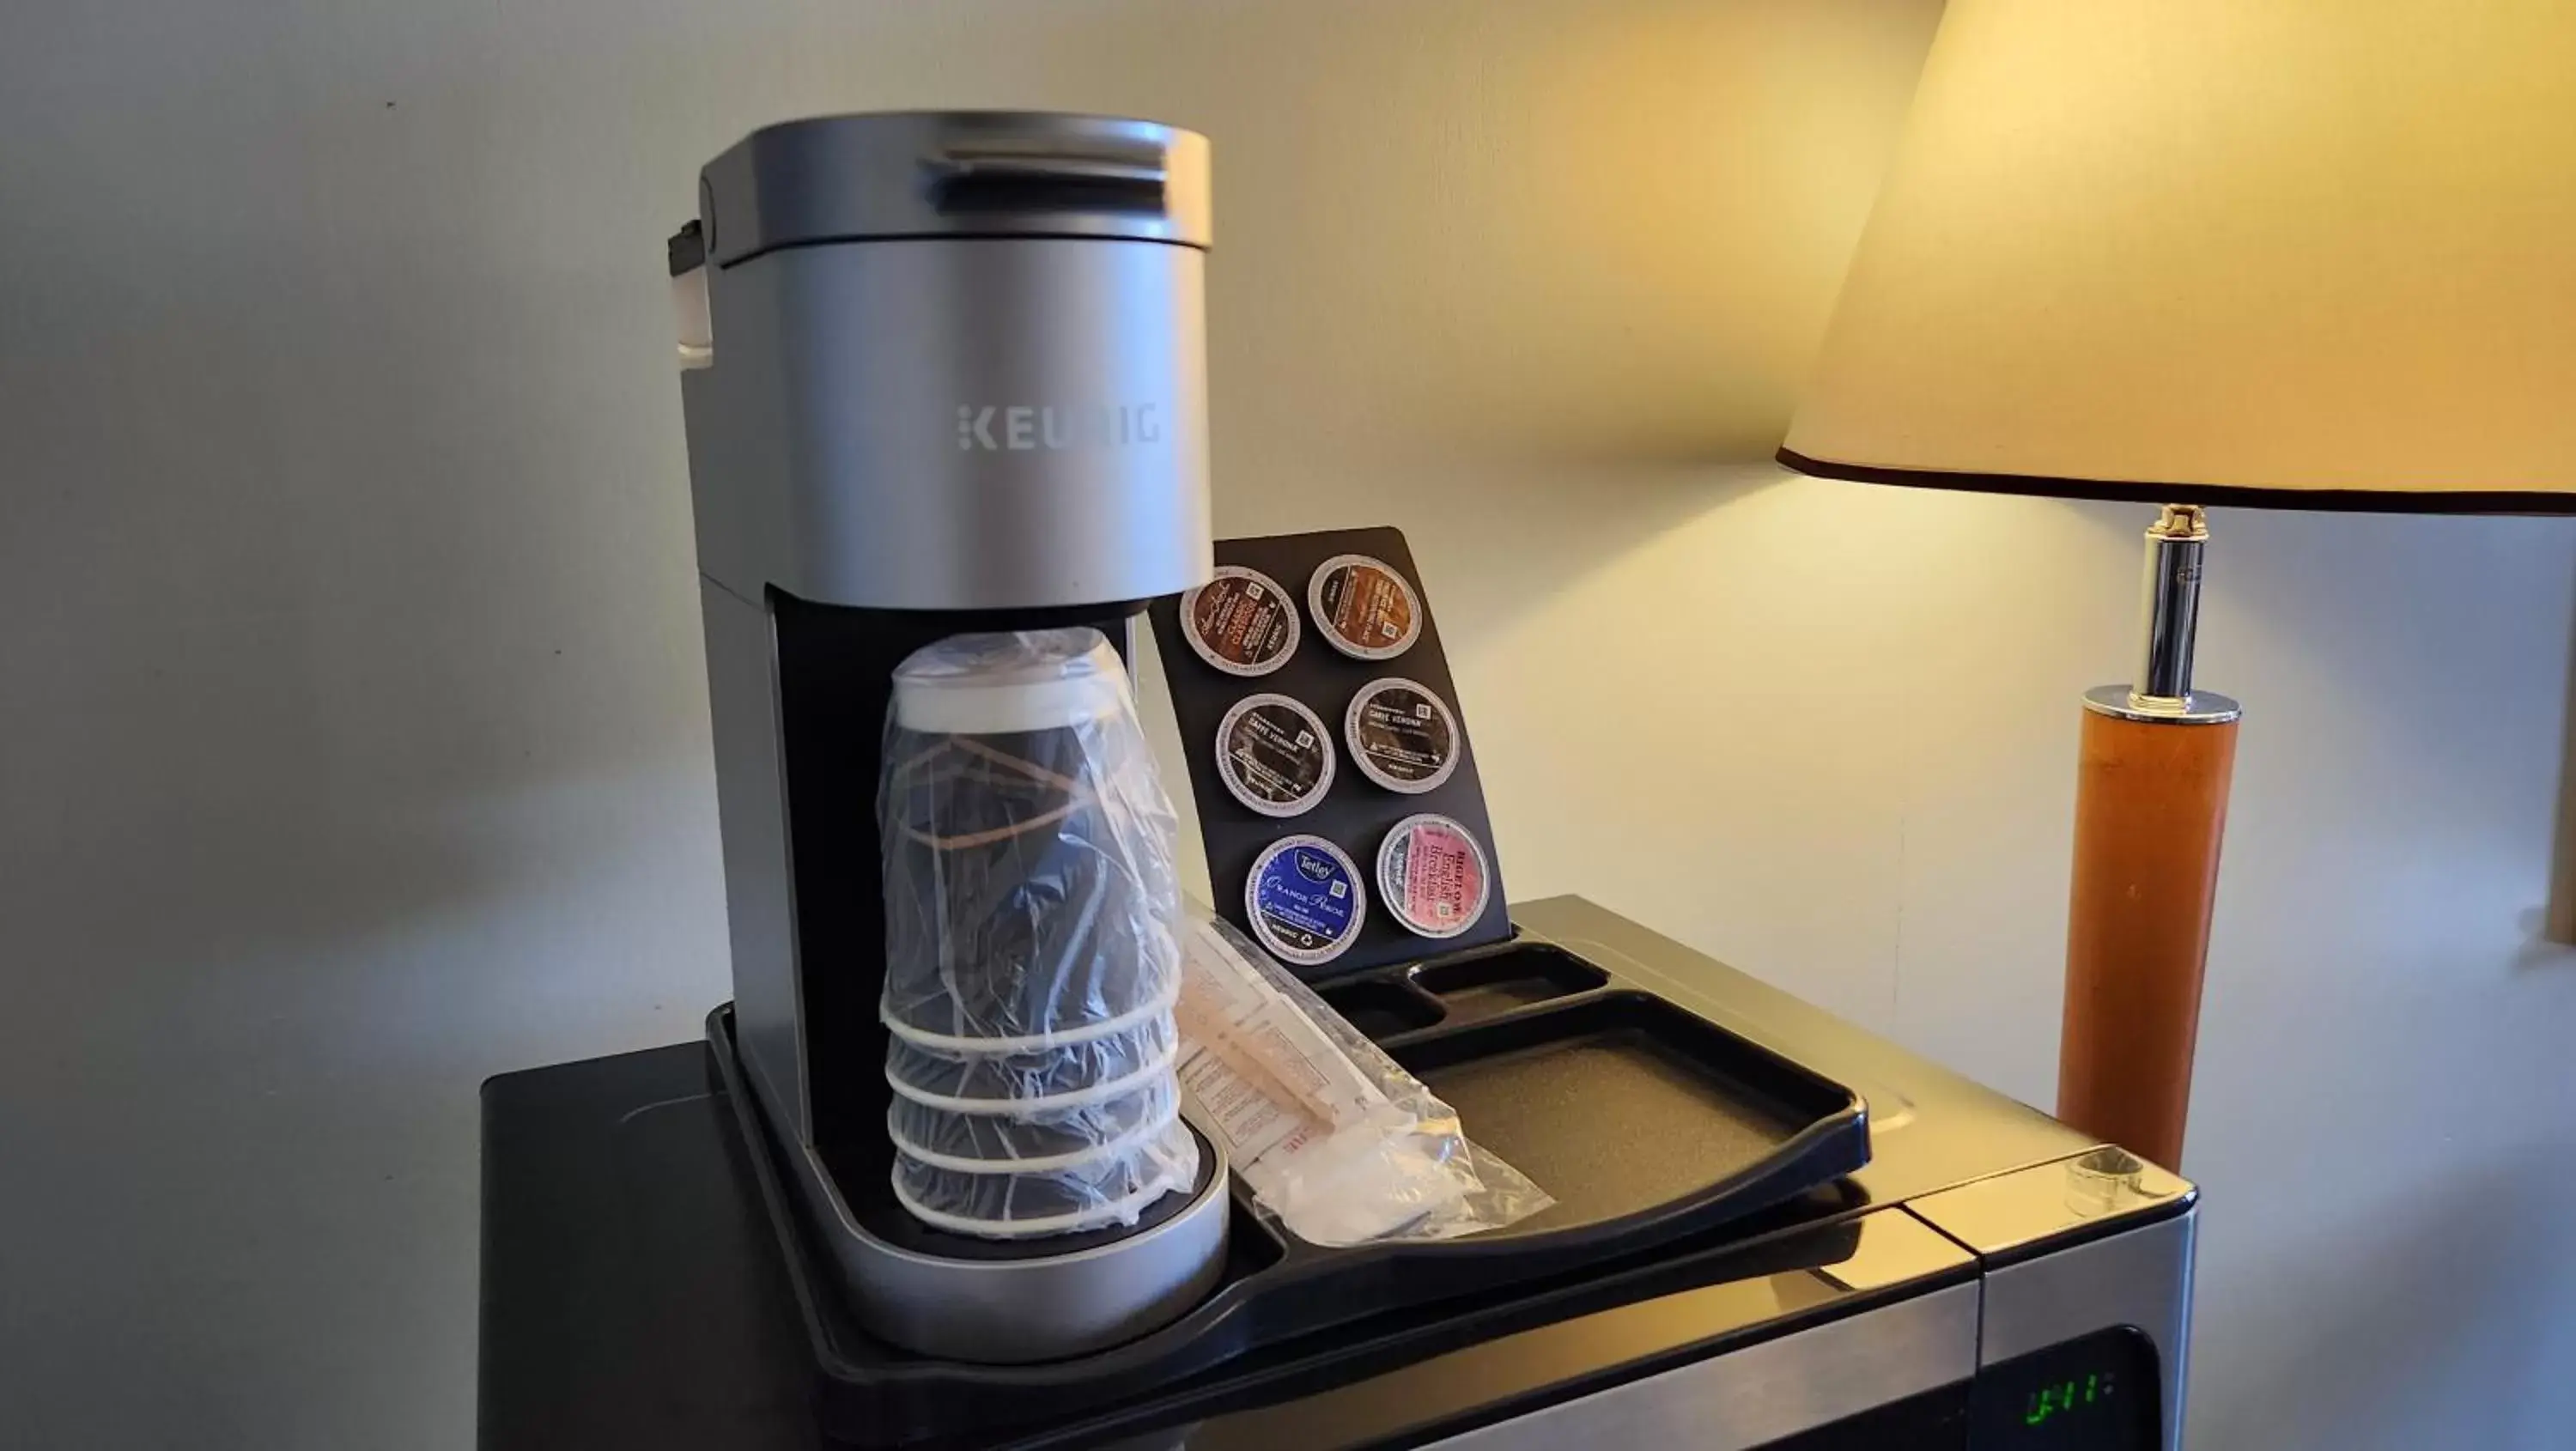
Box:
left=1778, top=0, right=2576, bottom=1167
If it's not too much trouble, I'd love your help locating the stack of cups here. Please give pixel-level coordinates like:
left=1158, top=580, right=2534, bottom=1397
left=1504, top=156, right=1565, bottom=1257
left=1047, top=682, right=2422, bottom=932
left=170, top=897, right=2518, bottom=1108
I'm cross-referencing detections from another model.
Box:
left=878, top=628, right=1200, bottom=1241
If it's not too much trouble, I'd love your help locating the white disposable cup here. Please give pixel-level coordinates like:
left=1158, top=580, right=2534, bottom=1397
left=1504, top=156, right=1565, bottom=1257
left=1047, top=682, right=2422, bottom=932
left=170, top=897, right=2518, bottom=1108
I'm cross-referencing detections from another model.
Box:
left=889, top=1119, right=1200, bottom=1239
left=885, top=1072, right=1179, bottom=1165
left=883, top=997, right=1177, bottom=1102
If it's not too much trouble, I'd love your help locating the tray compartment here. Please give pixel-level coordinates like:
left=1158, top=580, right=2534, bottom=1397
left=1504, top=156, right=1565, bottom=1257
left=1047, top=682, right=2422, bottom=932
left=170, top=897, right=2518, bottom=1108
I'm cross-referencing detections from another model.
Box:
left=1395, top=992, right=1837, bottom=1236
left=1408, top=943, right=1607, bottom=1025
left=1316, top=976, right=1447, bottom=1037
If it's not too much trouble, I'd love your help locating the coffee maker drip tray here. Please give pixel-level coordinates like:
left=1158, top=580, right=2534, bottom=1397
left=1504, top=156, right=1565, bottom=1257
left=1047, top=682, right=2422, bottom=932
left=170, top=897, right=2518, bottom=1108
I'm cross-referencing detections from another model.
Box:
left=709, top=931, right=1870, bottom=1448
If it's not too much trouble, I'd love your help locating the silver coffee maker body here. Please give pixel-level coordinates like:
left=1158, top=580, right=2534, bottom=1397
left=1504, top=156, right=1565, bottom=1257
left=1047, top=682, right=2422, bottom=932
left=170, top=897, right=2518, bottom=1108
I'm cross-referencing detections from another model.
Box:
left=676, top=111, right=1227, bottom=1361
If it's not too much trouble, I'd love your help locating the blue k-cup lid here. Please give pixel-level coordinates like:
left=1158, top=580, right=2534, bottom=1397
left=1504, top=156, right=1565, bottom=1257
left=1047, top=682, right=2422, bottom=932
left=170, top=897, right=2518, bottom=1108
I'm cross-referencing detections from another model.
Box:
left=1243, top=834, right=1367, bottom=967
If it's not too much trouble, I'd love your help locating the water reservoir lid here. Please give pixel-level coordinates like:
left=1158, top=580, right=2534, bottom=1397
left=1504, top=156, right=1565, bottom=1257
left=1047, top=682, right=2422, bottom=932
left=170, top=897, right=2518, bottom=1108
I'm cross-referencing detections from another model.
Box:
left=696, top=110, right=1212, bottom=265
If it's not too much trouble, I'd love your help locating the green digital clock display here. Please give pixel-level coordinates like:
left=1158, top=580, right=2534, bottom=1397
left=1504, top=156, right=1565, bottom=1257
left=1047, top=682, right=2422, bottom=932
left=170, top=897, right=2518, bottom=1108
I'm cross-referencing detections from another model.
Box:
left=2021, top=1368, right=2117, bottom=1428
left=1974, top=1327, right=2157, bottom=1449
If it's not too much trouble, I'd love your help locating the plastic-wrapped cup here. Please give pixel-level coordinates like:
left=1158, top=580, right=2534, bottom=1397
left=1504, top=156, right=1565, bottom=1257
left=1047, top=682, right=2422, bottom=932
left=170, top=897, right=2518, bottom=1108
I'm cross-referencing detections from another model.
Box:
left=890, top=1119, right=1202, bottom=1239
left=884, top=1007, right=1179, bottom=1105
left=879, top=628, right=1183, bottom=1042
left=878, top=779, right=1182, bottom=1039
left=886, top=1073, right=1181, bottom=1168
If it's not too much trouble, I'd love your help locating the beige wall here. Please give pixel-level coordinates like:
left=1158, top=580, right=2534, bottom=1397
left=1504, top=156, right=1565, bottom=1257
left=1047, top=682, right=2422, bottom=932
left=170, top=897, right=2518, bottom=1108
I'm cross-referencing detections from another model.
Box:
left=9, top=3, right=2576, bottom=1448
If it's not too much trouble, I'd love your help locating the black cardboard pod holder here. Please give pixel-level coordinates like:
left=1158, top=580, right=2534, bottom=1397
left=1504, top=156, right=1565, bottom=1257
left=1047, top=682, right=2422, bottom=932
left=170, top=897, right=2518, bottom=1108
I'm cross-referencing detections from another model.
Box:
left=1149, top=527, right=1512, bottom=978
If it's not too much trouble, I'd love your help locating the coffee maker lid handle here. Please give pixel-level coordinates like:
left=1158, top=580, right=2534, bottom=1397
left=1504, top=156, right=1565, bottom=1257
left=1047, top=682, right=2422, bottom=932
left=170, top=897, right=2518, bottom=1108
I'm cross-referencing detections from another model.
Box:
left=698, top=111, right=1212, bottom=266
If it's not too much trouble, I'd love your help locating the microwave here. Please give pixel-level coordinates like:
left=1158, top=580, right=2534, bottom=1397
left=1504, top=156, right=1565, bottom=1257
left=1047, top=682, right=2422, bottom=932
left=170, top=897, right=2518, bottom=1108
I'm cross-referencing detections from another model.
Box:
left=479, top=896, right=2191, bottom=1450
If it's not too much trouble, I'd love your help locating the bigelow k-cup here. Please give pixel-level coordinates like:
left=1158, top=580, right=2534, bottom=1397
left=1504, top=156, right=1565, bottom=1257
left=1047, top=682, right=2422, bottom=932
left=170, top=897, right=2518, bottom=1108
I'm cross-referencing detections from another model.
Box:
left=1375, top=813, right=1492, bottom=940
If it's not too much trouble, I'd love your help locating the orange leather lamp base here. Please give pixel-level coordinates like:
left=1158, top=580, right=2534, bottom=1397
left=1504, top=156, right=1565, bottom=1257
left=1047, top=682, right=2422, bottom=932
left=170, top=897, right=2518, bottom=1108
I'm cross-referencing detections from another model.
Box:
left=2057, top=703, right=2239, bottom=1169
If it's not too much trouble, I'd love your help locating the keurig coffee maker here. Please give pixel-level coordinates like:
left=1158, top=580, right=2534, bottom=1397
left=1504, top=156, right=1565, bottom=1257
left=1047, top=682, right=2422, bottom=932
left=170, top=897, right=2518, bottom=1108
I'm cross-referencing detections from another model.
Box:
left=673, top=111, right=1228, bottom=1362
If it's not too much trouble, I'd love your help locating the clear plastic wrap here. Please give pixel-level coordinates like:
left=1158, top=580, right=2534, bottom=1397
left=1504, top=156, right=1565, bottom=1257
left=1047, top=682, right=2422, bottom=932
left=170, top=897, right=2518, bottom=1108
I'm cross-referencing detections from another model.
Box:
left=884, top=1010, right=1177, bottom=1103
left=1174, top=913, right=1554, bottom=1246
left=877, top=628, right=1193, bottom=1238
left=890, top=1120, right=1200, bottom=1238
left=878, top=631, right=1182, bottom=1043
left=886, top=1075, right=1182, bottom=1165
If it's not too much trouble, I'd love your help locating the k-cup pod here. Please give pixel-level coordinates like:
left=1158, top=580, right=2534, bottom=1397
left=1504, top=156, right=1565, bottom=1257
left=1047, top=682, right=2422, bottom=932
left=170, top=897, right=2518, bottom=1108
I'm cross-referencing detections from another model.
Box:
left=1216, top=693, right=1336, bottom=818
left=1344, top=677, right=1461, bottom=794
left=1244, top=834, right=1367, bottom=967
left=1309, top=554, right=1422, bottom=661
left=1376, top=812, right=1492, bottom=939
left=1181, top=565, right=1300, bottom=677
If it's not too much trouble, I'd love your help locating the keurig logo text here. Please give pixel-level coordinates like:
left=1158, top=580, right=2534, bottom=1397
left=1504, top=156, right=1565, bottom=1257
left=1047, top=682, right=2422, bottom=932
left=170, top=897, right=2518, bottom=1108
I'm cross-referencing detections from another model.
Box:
left=955, top=403, right=1162, bottom=452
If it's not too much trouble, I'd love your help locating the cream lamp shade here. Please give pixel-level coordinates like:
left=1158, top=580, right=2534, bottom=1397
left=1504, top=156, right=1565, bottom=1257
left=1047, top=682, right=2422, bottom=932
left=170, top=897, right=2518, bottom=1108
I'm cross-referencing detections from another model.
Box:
left=1779, top=0, right=2576, bottom=511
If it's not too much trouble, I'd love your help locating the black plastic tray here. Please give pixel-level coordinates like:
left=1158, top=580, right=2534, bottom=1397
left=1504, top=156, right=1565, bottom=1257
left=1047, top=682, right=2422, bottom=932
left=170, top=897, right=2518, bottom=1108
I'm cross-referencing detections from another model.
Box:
left=708, top=935, right=1870, bottom=1448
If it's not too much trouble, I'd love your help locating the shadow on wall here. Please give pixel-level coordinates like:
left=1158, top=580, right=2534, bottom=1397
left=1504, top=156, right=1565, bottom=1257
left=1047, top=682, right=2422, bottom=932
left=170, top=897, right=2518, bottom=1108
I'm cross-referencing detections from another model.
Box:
left=0, top=229, right=711, bottom=998
left=2196, top=507, right=2576, bottom=865
left=2190, top=1155, right=2576, bottom=1450
left=0, top=21, right=726, bottom=1440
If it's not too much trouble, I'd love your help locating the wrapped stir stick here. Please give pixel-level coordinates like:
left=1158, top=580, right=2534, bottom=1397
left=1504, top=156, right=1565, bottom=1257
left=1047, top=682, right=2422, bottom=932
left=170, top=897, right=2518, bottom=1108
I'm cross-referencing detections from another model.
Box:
left=1175, top=913, right=1552, bottom=1246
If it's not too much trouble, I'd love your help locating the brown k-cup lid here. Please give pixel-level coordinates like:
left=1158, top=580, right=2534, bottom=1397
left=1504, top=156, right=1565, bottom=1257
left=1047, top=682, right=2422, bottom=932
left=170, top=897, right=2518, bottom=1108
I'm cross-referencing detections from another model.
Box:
left=1215, top=693, right=1335, bottom=817
left=1344, top=677, right=1460, bottom=794
left=1180, top=565, right=1299, bottom=677
left=1308, top=554, right=1422, bottom=661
